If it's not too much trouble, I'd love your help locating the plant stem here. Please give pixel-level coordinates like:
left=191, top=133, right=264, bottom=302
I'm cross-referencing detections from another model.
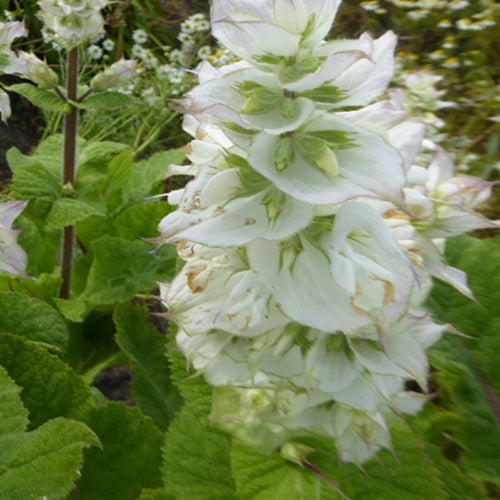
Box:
left=59, top=46, right=79, bottom=299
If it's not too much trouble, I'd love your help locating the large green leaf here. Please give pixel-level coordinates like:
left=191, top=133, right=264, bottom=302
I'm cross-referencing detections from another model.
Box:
left=167, top=335, right=214, bottom=419
left=103, top=149, right=134, bottom=213
left=82, top=236, right=176, bottom=304
left=0, top=417, right=99, bottom=500
left=162, top=407, right=236, bottom=499
left=76, top=402, right=163, bottom=500
left=0, top=365, right=28, bottom=435
left=8, top=83, right=70, bottom=113
left=17, top=217, right=60, bottom=276
left=11, top=162, right=60, bottom=217
left=46, top=197, right=107, bottom=229
left=0, top=361, right=98, bottom=499
left=0, top=291, right=68, bottom=353
left=427, top=236, right=500, bottom=485
left=0, top=333, right=95, bottom=429
left=127, top=149, right=185, bottom=202
left=231, top=442, right=338, bottom=500
left=114, top=202, right=172, bottom=240
left=114, top=303, right=182, bottom=430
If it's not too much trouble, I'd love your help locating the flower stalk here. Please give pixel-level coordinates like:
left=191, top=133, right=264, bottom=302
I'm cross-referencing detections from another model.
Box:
left=59, top=46, right=79, bottom=299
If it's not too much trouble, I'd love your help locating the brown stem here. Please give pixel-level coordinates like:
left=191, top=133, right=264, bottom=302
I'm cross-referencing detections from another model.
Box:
left=59, top=46, right=79, bottom=299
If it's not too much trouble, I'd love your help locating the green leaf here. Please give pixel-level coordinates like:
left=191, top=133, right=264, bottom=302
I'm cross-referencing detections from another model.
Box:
left=0, top=417, right=99, bottom=500
left=0, top=365, right=29, bottom=435
left=82, top=236, right=176, bottom=304
left=140, top=488, right=175, bottom=500
left=162, top=407, right=236, bottom=499
left=231, top=442, right=338, bottom=500
left=17, top=217, right=60, bottom=276
left=76, top=91, right=137, bottom=110
left=5, top=146, right=34, bottom=173
left=46, top=197, right=107, bottom=229
left=77, top=402, right=163, bottom=500
left=127, top=148, right=185, bottom=202
left=79, top=140, right=129, bottom=170
left=167, top=334, right=214, bottom=419
left=0, top=333, right=95, bottom=429
left=11, top=163, right=60, bottom=217
left=114, top=202, right=172, bottom=240
left=54, top=297, right=90, bottom=323
left=104, top=149, right=133, bottom=213
left=114, top=303, right=182, bottom=430
left=0, top=291, right=68, bottom=353
left=8, top=83, right=70, bottom=112
left=427, top=235, right=500, bottom=485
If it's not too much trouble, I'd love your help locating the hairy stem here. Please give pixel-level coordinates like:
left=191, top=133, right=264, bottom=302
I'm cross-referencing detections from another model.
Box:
left=59, top=46, right=79, bottom=299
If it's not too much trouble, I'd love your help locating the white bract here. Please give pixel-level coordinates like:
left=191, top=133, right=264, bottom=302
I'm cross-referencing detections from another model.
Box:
left=37, top=0, right=109, bottom=48
left=0, top=201, right=28, bottom=277
left=157, top=0, right=495, bottom=464
left=0, top=21, right=27, bottom=121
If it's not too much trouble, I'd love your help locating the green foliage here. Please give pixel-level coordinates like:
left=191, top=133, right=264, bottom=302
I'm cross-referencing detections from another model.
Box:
left=114, top=302, right=182, bottom=429
left=0, top=334, right=95, bottom=429
left=82, top=236, right=176, bottom=305
left=75, top=91, right=137, bottom=110
left=7, top=83, right=70, bottom=113
left=162, top=407, right=236, bottom=499
left=0, top=291, right=68, bottom=352
left=0, top=363, right=99, bottom=500
left=427, top=235, right=500, bottom=486
left=46, top=198, right=106, bottom=229
left=76, top=402, right=164, bottom=500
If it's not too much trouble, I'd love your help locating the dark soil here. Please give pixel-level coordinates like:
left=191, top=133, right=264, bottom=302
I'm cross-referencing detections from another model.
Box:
left=93, top=366, right=134, bottom=405
left=0, top=79, right=44, bottom=188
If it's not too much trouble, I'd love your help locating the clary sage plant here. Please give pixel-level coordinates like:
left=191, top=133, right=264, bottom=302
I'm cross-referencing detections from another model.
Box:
left=157, top=0, right=497, bottom=464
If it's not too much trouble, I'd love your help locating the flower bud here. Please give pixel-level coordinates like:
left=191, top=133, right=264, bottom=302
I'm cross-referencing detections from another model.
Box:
left=17, top=51, right=59, bottom=88
left=90, top=59, right=138, bottom=91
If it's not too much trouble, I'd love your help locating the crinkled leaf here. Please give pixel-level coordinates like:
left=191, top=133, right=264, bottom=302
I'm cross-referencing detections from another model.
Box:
left=0, top=364, right=28, bottom=435
left=11, top=163, right=60, bottom=217
left=140, top=488, right=175, bottom=500
left=128, top=149, right=185, bottom=202
left=54, top=297, right=90, bottom=323
left=17, top=217, right=59, bottom=275
left=167, top=334, right=213, bottom=419
left=82, top=236, right=176, bottom=304
left=5, top=146, right=34, bottom=173
left=114, top=303, right=182, bottom=430
left=0, top=333, right=95, bottom=429
left=46, top=197, right=106, bottom=229
left=231, top=442, right=338, bottom=500
left=8, top=83, right=70, bottom=112
left=427, top=236, right=500, bottom=485
left=114, top=202, right=173, bottom=240
left=104, top=149, right=133, bottom=213
left=77, top=402, right=163, bottom=500
left=0, top=291, right=68, bottom=353
left=162, top=407, right=236, bottom=499
left=0, top=417, right=99, bottom=500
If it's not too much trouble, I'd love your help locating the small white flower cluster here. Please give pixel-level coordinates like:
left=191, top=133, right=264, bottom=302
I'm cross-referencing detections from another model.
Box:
left=37, top=0, right=109, bottom=49
left=157, top=0, right=497, bottom=464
